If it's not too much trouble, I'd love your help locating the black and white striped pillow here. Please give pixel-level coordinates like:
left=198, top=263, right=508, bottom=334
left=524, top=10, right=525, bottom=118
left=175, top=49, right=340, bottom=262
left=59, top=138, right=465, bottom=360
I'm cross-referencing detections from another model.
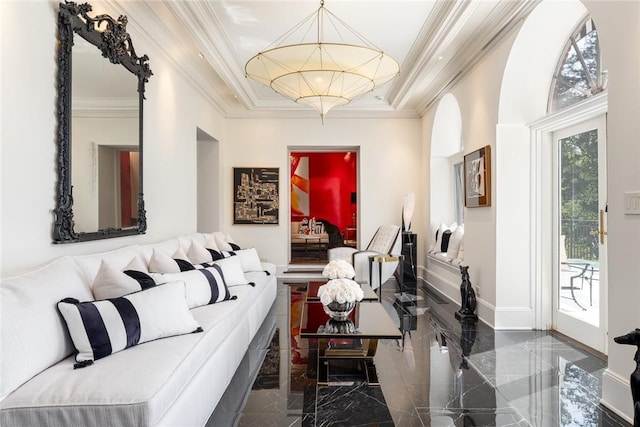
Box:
left=57, top=281, right=201, bottom=368
left=150, top=265, right=237, bottom=308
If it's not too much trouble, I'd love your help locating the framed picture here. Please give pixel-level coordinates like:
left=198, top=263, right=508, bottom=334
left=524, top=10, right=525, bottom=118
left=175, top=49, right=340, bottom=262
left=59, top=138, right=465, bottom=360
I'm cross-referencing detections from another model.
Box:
left=233, top=167, right=279, bottom=224
left=464, top=145, right=491, bottom=208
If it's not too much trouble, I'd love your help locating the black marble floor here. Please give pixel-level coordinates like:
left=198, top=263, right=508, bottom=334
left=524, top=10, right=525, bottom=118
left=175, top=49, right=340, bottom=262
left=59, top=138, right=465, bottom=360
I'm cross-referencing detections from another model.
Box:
left=207, top=278, right=632, bottom=427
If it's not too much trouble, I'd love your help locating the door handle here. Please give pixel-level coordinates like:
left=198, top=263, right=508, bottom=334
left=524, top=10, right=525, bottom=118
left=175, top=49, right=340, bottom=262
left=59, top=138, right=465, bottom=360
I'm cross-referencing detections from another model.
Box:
left=598, top=209, right=607, bottom=244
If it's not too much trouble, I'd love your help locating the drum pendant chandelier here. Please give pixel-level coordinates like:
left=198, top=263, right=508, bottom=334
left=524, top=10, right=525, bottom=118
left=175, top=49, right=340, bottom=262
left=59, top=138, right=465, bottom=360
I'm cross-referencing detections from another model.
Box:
left=244, top=0, right=399, bottom=121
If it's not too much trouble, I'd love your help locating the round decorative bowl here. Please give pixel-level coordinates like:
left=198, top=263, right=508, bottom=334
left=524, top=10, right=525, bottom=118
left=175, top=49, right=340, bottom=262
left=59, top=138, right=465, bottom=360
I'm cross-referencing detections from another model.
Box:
left=323, top=301, right=356, bottom=321
left=321, top=318, right=357, bottom=334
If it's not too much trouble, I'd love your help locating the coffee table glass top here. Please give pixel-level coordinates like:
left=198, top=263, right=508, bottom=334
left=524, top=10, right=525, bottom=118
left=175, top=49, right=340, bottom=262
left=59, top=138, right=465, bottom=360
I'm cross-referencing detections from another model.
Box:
left=300, top=301, right=402, bottom=339
left=306, top=281, right=378, bottom=301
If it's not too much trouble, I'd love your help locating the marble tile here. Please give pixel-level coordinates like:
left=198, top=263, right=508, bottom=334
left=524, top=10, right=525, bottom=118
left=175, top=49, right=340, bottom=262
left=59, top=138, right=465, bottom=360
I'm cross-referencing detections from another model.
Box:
left=209, top=279, right=632, bottom=427
left=311, top=383, right=394, bottom=427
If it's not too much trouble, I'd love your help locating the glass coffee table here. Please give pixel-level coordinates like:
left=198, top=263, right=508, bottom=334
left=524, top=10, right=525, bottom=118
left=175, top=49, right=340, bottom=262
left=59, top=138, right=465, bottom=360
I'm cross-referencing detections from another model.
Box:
left=306, top=280, right=378, bottom=302
left=300, top=301, right=401, bottom=386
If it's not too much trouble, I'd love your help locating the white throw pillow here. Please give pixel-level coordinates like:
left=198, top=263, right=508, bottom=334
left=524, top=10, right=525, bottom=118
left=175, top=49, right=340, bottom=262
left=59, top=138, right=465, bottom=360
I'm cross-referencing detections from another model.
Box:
left=173, top=247, right=190, bottom=262
left=234, top=248, right=263, bottom=272
left=57, top=281, right=201, bottom=368
left=427, top=222, right=439, bottom=253
left=204, top=234, right=220, bottom=252
left=212, top=256, right=247, bottom=287
left=149, top=249, right=197, bottom=273
left=214, top=234, right=234, bottom=252
left=123, top=255, right=148, bottom=273
left=187, top=240, right=213, bottom=265
left=149, top=249, right=181, bottom=274
left=446, top=226, right=464, bottom=260
left=92, top=260, right=141, bottom=300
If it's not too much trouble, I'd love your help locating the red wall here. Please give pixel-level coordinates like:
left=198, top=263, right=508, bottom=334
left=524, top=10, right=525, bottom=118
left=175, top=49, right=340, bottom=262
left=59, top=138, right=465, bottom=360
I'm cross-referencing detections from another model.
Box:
left=120, top=152, right=133, bottom=228
left=291, top=151, right=357, bottom=233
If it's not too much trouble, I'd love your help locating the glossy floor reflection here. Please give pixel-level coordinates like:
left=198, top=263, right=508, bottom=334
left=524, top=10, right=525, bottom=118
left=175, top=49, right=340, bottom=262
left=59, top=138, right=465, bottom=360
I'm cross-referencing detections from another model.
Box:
left=208, top=279, right=631, bottom=426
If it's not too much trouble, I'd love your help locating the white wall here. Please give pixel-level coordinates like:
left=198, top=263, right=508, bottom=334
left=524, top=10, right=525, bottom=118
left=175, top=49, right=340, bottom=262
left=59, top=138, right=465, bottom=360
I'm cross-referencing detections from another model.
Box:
left=584, top=1, right=640, bottom=422
left=221, top=117, right=423, bottom=265
left=422, top=28, right=517, bottom=316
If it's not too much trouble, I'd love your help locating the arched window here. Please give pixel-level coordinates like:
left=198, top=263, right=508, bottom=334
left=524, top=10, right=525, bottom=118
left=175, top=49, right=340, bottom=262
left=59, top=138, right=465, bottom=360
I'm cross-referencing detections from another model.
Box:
left=548, top=17, right=606, bottom=113
left=431, top=94, right=464, bottom=226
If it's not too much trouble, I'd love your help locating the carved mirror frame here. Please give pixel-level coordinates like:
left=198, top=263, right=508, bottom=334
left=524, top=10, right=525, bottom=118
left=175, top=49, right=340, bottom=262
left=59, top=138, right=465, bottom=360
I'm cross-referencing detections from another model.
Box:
left=54, top=1, right=152, bottom=243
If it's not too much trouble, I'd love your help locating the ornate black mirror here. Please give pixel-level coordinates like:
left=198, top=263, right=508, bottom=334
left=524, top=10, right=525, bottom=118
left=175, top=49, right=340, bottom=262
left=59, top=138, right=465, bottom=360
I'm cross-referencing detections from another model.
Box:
left=54, top=1, right=152, bottom=243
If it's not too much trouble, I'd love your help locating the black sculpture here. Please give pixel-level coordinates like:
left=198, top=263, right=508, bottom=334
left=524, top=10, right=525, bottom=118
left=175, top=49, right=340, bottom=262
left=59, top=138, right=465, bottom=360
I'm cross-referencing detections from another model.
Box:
left=614, top=328, right=640, bottom=427
left=455, top=265, right=478, bottom=321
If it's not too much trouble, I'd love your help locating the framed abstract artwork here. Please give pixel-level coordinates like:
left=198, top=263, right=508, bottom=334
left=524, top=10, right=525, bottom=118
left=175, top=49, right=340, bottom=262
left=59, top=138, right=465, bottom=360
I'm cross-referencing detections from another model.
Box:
left=464, top=145, right=491, bottom=208
left=233, top=167, right=279, bottom=224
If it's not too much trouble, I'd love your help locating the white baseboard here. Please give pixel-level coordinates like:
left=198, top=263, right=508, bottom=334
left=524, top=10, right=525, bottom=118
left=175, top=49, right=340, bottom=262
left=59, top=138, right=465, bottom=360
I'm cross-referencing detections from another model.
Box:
left=423, top=261, right=535, bottom=330
left=601, top=369, right=634, bottom=424
left=423, top=263, right=495, bottom=328
left=493, top=307, right=533, bottom=330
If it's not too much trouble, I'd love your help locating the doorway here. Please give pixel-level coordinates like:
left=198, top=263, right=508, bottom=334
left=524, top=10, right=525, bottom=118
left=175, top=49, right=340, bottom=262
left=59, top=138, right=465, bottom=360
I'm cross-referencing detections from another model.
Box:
left=289, top=149, right=358, bottom=264
left=552, top=115, right=607, bottom=353
left=197, top=128, right=220, bottom=233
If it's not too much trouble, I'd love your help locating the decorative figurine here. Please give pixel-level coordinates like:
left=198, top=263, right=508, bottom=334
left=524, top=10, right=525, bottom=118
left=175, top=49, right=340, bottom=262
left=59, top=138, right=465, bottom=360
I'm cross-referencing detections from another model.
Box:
left=458, top=318, right=477, bottom=369
left=614, top=328, right=640, bottom=427
left=455, top=265, right=478, bottom=321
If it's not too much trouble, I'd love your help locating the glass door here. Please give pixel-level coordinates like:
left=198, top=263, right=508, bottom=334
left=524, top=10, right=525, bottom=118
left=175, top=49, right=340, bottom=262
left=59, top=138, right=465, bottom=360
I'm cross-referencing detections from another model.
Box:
left=553, top=115, right=607, bottom=354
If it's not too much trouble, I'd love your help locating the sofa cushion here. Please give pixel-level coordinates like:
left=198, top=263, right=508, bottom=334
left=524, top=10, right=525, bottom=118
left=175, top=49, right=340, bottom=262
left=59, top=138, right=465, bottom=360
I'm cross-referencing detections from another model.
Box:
left=150, top=265, right=235, bottom=308
left=0, top=257, right=94, bottom=401
left=57, top=281, right=201, bottom=367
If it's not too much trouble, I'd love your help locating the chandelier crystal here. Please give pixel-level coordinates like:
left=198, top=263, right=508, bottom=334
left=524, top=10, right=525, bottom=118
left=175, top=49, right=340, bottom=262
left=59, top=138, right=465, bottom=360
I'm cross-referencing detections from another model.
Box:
left=244, top=1, right=399, bottom=121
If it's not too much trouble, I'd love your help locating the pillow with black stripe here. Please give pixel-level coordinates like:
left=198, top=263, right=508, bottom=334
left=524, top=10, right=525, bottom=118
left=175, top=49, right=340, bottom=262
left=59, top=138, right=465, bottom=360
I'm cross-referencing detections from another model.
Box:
left=440, top=229, right=453, bottom=252
left=57, top=281, right=201, bottom=368
left=149, top=249, right=196, bottom=273
left=150, top=265, right=237, bottom=308
left=206, top=249, right=225, bottom=261
left=92, top=260, right=156, bottom=300
left=187, top=240, right=213, bottom=265
left=214, top=234, right=234, bottom=252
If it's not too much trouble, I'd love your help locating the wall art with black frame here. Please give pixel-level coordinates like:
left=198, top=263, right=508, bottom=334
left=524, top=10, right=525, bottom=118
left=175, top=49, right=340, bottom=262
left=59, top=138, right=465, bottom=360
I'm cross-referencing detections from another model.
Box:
left=233, top=167, right=279, bottom=224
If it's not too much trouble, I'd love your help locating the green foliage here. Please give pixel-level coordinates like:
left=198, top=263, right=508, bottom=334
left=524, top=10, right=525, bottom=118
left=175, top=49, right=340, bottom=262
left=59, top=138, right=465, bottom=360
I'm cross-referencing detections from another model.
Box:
left=560, top=129, right=599, bottom=260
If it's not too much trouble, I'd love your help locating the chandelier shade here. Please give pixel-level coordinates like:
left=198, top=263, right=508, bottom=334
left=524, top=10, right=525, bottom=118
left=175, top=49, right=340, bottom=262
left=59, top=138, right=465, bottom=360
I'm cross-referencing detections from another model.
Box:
left=244, top=2, right=399, bottom=121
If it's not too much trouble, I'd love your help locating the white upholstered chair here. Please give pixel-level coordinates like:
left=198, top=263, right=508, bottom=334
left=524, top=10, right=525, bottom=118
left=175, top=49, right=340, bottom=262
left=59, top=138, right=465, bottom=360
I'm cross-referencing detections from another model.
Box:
left=327, top=224, right=402, bottom=290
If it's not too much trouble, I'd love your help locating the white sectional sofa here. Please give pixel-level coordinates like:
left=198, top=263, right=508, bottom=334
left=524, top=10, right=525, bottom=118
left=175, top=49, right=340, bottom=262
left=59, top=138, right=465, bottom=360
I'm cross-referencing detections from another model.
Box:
left=0, top=232, right=277, bottom=427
